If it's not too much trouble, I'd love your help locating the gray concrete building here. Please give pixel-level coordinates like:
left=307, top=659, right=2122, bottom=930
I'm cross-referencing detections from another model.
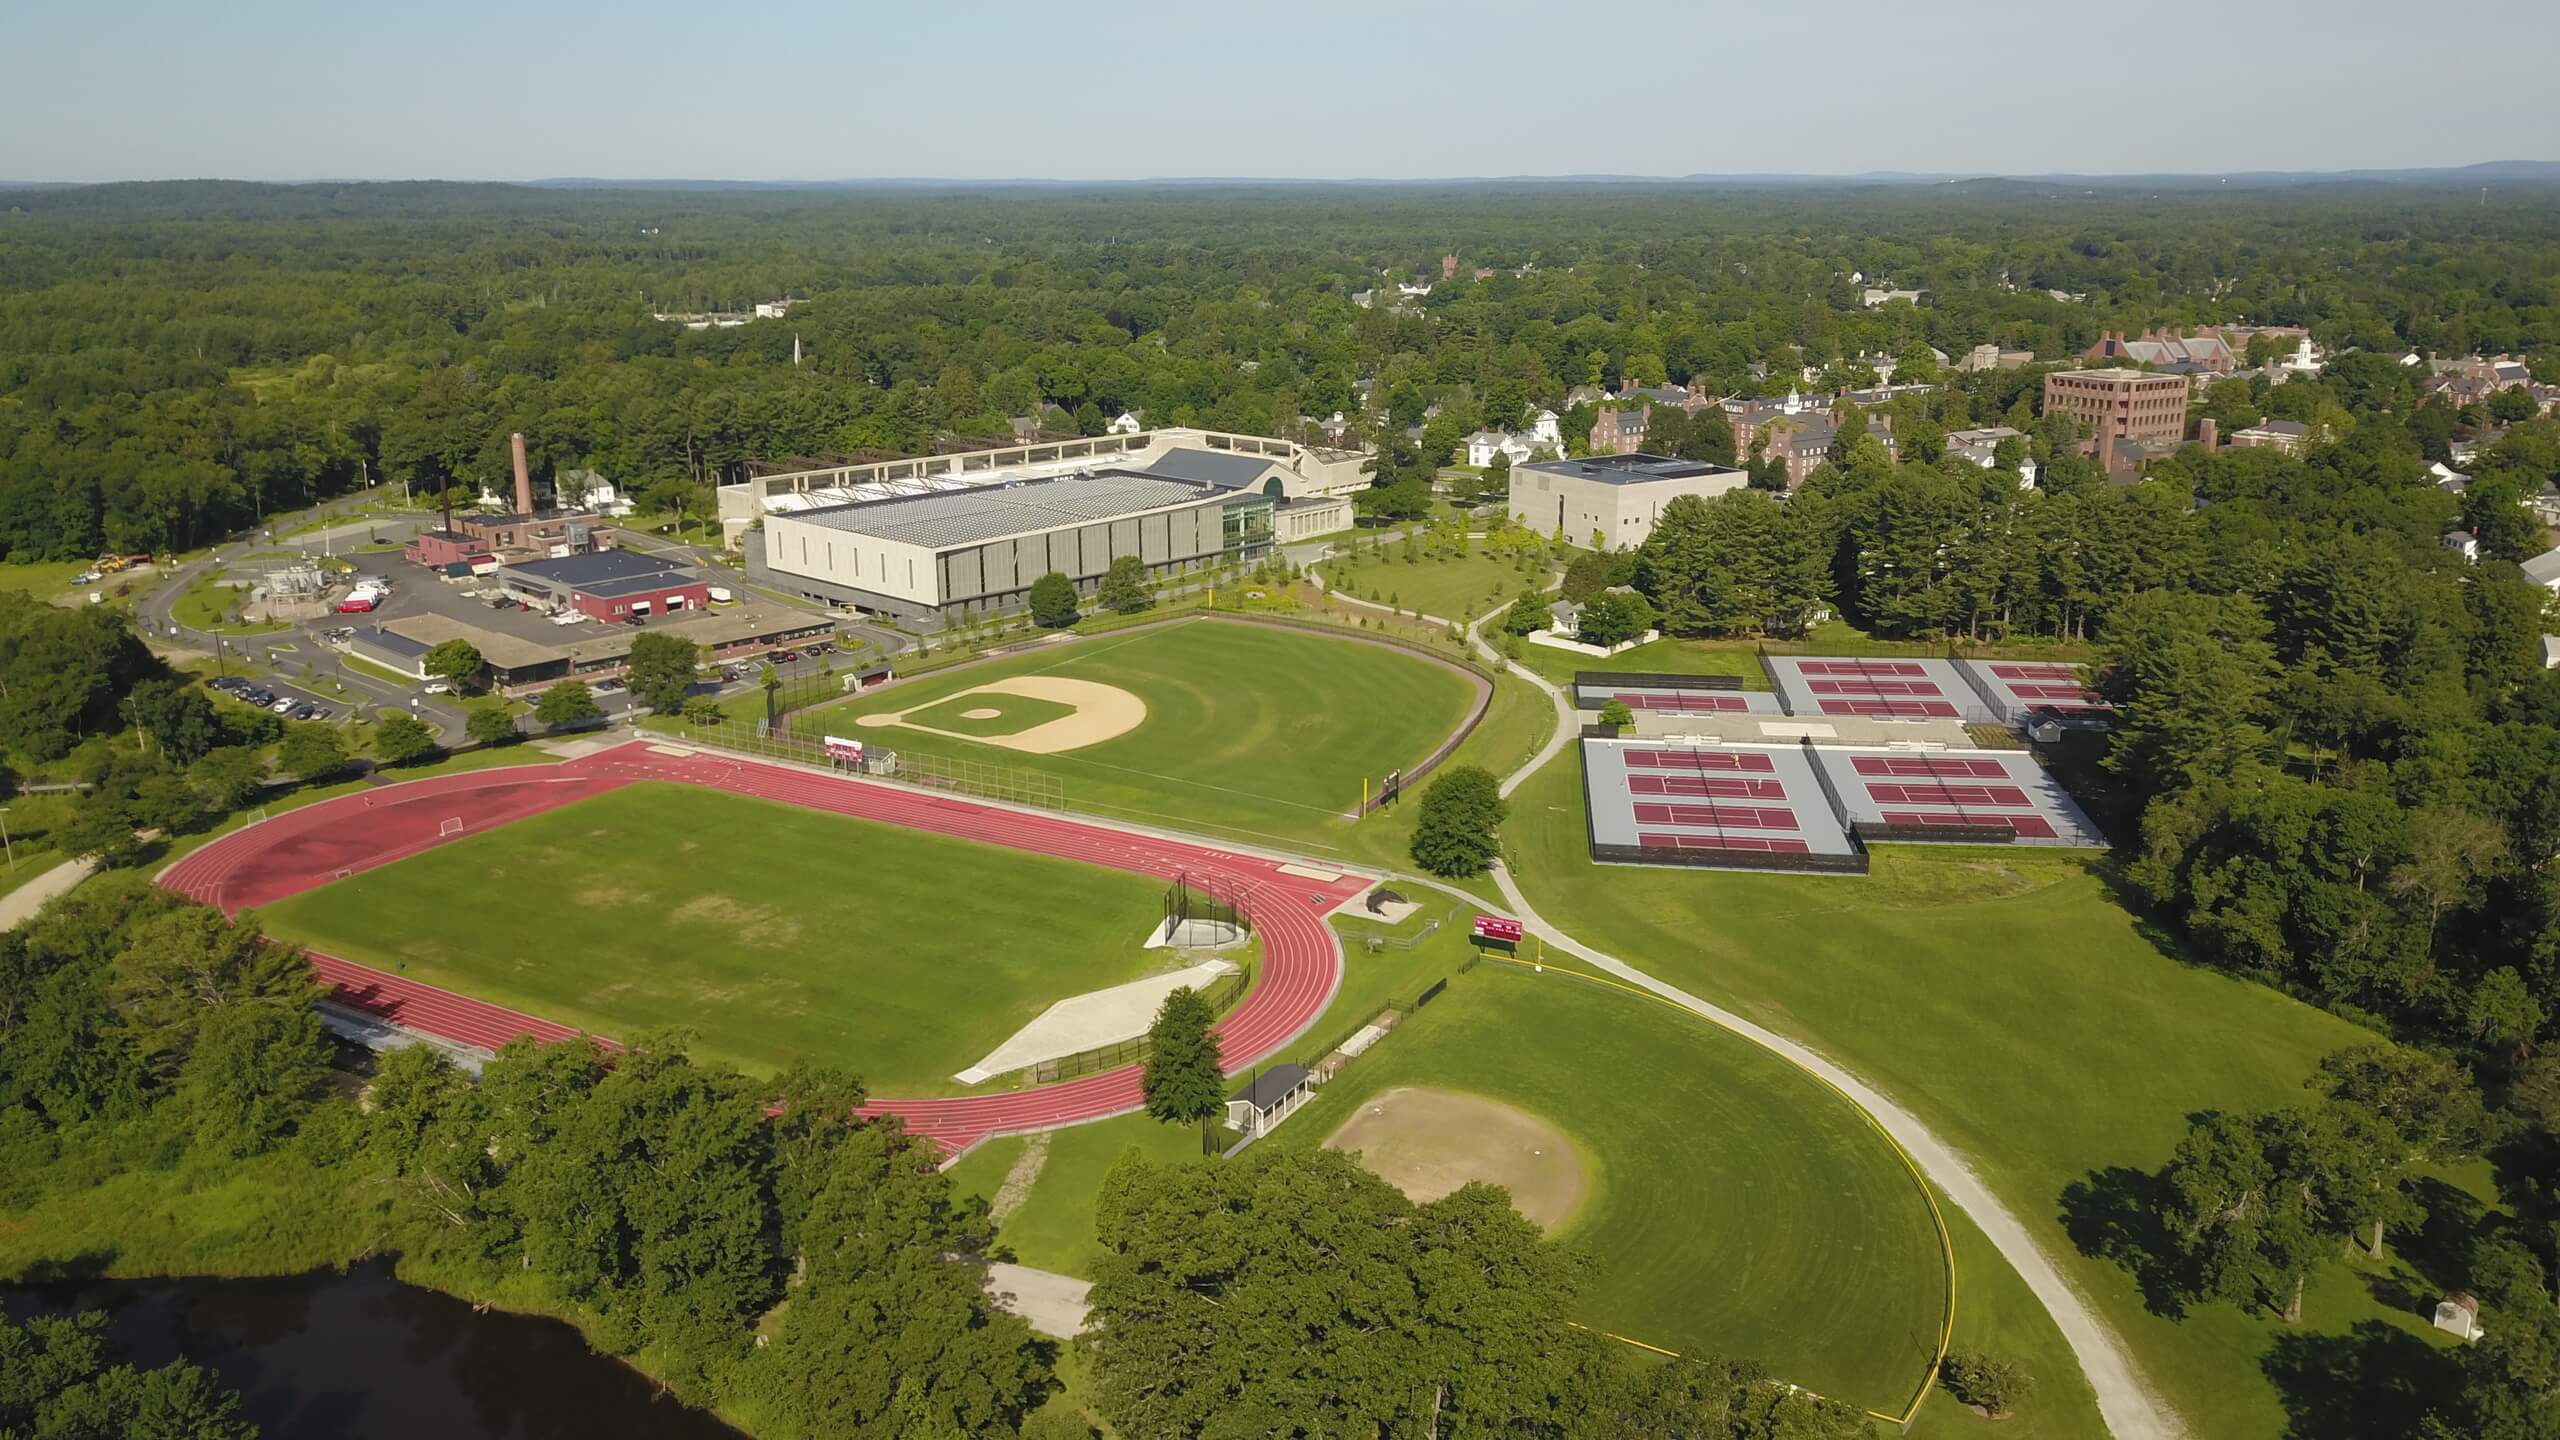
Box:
left=1506, top=453, right=1750, bottom=549
left=750, top=469, right=1275, bottom=621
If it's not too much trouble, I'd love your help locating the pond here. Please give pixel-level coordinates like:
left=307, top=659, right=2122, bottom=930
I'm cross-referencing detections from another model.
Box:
left=3, top=1259, right=744, bottom=1439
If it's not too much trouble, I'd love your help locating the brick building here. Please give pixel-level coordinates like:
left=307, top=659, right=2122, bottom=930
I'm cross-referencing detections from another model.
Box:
left=2042, top=369, right=2190, bottom=455
left=493, top=550, right=713, bottom=623
left=1589, top=405, right=1650, bottom=455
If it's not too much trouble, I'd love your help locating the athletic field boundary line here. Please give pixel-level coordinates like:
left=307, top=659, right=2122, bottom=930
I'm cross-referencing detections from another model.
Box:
left=1470, top=952, right=1954, bottom=1425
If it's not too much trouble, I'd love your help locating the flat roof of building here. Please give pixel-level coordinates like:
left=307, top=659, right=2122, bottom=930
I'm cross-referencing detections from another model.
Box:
left=1141, top=447, right=1281, bottom=489
left=385, top=603, right=836, bottom=674
left=783, top=470, right=1241, bottom=549
left=2045, top=368, right=2189, bottom=384
left=1516, top=453, right=1747, bottom=486
left=499, top=549, right=686, bottom=588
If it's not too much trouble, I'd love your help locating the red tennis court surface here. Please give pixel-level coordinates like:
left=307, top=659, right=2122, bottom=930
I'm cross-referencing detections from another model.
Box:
left=1808, top=678, right=1947, bottom=696
left=1633, top=801, right=1799, bottom=830
left=1819, top=698, right=1962, bottom=718
left=1798, top=660, right=1927, bottom=676
left=1639, top=832, right=1813, bottom=854
left=1625, top=774, right=1785, bottom=799
left=1990, top=664, right=2082, bottom=680
left=1613, top=692, right=1754, bottom=713
left=1883, top=810, right=2058, bottom=839
left=1852, top=756, right=2009, bottom=778
left=160, top=742, right=1373, bottom=1157
left=1622, top=748, right=1776, bottom=772
left=1866, top=782, right=2032, bottom=807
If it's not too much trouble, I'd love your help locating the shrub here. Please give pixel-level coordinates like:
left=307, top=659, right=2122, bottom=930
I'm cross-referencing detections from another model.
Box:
left=1942, top=1350, right=2032, bottom=1417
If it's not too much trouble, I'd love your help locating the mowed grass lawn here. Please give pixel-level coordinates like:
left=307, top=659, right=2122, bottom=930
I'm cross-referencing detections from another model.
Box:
left=254, top=782, right=1172, bottom=1094
left=1504, top=756, right=2437, bottom=1437
left=1268, top=964, right=1948, bottom=1413
left=812, top=618, right=1480, bottom=851
left=1318, top=543, right=1541, bottom=623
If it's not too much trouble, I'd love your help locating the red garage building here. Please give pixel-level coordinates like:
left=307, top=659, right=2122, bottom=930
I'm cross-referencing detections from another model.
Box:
left=495, top=550, right=713, bottom=621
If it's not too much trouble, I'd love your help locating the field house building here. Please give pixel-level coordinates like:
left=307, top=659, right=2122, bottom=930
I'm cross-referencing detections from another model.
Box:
left=1506, top=453, right=1750, bottom=549
left=750, top=468, right=1280, bottom=622
left=721, top=426, right=1369, bottom=550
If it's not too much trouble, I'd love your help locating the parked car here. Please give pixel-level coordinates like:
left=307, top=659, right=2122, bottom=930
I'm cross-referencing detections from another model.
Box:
left=269, top=698, right=295, bottom=714
left=423, top=681, right=452, bottom=695
left=773, top=649, right=802, bottom=663
left=290, top=703, right=321, bottom=720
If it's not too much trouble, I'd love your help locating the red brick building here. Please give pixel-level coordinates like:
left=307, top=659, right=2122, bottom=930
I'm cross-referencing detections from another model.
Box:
left=494, top=550, right=712, bottom=622
left=2042, top=369, right=2190, bottom=455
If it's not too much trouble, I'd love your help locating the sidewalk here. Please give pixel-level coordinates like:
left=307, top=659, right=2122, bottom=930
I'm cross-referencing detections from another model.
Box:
left=0, top=856, right=95, bottom=931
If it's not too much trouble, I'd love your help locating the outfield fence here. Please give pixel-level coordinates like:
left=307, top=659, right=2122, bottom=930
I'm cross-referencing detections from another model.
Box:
left=662, top=723, right=1067, bottom=811
left=1016, top=957, right=1255, bottom=1086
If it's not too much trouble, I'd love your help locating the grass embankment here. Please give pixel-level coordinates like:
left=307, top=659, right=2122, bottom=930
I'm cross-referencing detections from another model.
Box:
left=1317, top=542, right=1543, bottom=624
left=170, top=573, right=291, bottom=635
left=803, top=618, right=1479, bottom=854
left=255, top=782, right=1180, bottom=1094
left=1504, top=755, right=2460, bottom=1437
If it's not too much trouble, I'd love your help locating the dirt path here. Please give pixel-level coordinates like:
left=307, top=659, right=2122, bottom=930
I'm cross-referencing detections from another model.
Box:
left=989, top=1132, right=1050, bottom=1225
left=0, top=857, right=95, bottom=932
left=1464, top=602, right=2182, bottom=1440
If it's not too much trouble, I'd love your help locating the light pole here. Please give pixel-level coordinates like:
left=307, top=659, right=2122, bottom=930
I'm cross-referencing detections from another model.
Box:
left=0, top=808, right=14, bottom=870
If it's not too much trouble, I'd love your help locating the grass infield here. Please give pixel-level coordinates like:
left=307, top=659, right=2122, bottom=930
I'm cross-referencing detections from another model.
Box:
left=1269, top=963, right=1949, bottom=1412
left=901, top=692, right=1076, bottom=736
left=254, top=782, right=1174, bottom=1094
left=811, top=618, right=1479, bottom=850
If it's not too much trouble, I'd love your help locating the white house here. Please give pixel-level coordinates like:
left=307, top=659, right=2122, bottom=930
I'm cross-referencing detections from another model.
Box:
left=2444, top=530, right=2482, bottom=564
left=2522, top=547, right=2560, bottom=590
left=752, top=299, right=795, bottom=320
left=560, top=467, right=633, bottom=518
left=1397, top=281, right=1433, bottom=298
left=1464, top=430, right=1536, bottom=468
left=1527, top=408, right=1563, bottom=446
left=1107, top=410, right=1146, bottom=436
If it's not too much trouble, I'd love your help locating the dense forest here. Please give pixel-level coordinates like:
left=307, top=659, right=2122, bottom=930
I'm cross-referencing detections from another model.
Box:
left=3, top=179, right=2557, bottom=558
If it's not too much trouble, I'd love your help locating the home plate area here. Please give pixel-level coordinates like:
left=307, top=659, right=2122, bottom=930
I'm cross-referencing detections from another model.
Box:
left=853, top=675, right=1146, bottom=754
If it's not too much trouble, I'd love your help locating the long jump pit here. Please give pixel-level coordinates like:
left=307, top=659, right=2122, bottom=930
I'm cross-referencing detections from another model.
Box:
left=1324, top=1086, right=1588, bottom=1230
left=854, top=675, right=1145, bottom=754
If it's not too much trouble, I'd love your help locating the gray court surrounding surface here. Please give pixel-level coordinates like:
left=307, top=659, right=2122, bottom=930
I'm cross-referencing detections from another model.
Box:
left=1813, top=748, right=2106, bottom=848
left=1582, top=739, right=1855, bottom=858
left=1954, top=659, right=2114, bottom=724
left=1573, top=679, right=1787, bottom=716
left=1764, top=655, right=2000, bottom=725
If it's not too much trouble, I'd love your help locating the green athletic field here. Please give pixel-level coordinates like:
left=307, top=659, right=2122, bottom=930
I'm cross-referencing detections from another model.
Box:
left=1317, top=543, right=1540, bottom=624
left=1505, top=755, right=2443, bottom=1438
left=812, top=618, right=1480, bottom=850
left=1269, top=963, right=1949, bottom=1414
left=254, top=782, right=1175, bottom=1094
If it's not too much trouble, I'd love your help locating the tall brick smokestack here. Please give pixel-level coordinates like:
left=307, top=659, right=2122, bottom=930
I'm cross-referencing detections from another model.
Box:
left=510, top=432, right=533, bottom=515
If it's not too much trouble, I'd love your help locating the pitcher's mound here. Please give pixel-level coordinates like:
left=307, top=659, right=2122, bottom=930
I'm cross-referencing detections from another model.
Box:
left=1324, top=1086, right=1587, bottom=1229
left=960, top=707, right=1003, bottom=719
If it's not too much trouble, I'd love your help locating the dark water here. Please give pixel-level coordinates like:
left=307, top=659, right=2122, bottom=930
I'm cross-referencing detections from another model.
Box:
left=2, top=1259, right=743, bottom=1440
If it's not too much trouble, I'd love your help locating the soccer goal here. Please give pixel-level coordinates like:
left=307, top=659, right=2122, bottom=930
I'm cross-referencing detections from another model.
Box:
left=438, top=817, right=466, bottom=838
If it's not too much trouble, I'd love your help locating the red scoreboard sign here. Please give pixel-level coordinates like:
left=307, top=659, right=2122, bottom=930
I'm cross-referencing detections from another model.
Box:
left=1472, top=914, right=1525, bottom=945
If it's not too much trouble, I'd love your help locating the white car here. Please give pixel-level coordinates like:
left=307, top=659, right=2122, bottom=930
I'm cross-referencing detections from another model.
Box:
left=423, top=680, right=453, bottom=695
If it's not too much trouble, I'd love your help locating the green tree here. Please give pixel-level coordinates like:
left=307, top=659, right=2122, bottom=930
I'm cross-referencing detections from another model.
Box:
left=1941, top=1349, right=2034, bottom=1418
left=424, top=638, right=485, bottom=692
left=464, top=701, right=517, bottom=746
left=175, top=998, right=331, bottom=1157
left=2159, top=1104, right=2388, bottom=1323
left=1574, top=589, right=1655, bottom=648
left=1598, top=698, right=1635, bottom=730
left=275, top=722, right=349, bottom=781
left=1140, top=985, right=1225, bottom=1124
left=1410, top=764, right=1506, bottom=878
left=2311, top=1043, right=2487, bottom=1256
left=0, top=1311, right=255, bottom=1440
left=372, top=709, right=439, bottom=765
left=1502, top=590, right=1551, bottom=636
left=533, top=679, right=603, bottom=731
left=121, top=677, right=224, bottom=765
left=623, top=632, right=700, bottom=714
left=1029, top=571, right=1080, bottom=628
left=1097, top=554, right=1152, bottom=614
left=108, top=904, right=315, bottom=1077
left=188, top=745, right=268, bottom=813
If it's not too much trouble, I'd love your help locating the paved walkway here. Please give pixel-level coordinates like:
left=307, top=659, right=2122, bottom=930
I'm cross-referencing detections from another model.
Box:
left=0, top=857, right=93, bottom=931
left=1460, top=605, right=2180, bottom=1440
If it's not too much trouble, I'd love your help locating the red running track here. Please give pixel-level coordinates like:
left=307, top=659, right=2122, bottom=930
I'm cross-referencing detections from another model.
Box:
left=159, top=741, right=1371, bottom=1155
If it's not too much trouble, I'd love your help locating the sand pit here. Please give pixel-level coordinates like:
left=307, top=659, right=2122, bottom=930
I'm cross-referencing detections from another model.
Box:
left=854, top=675, right=1147, bottom=753
left=1325, top=1086, right=1588, bottom=1229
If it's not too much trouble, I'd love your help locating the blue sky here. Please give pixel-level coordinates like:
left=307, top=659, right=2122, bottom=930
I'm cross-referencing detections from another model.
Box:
left=6, top=0, right=2553, bottom=182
